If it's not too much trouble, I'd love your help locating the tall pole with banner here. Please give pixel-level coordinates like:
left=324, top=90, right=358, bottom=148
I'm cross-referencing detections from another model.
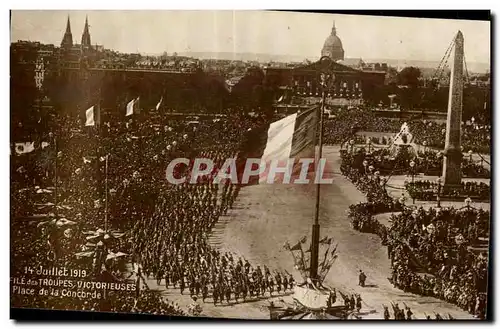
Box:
left=309, top=57, right=335, bottom=283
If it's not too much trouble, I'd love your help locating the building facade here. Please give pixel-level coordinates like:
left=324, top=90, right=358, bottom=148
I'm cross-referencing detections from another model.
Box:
left=263, top=22, right=385, bottom=106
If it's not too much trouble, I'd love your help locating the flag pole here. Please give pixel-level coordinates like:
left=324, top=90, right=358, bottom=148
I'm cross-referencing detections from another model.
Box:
left=309, top=57, right=331, bottom=283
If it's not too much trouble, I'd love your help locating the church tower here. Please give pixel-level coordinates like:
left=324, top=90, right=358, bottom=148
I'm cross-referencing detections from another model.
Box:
left=321, top=21, right=345, bottom=62
left=60, top=15, right=73, bottom=49
left=81, top=16, right=92, bottom=50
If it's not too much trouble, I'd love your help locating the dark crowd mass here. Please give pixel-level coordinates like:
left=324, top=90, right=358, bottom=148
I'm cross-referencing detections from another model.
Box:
left=11, top=106, right=297, bottom=316
left=323, top=107, right=491, bottom=154
left=338, top=137, right=489, bottom=319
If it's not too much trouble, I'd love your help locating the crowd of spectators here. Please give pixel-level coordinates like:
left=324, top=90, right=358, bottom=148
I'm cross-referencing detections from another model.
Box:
left=323, top=107, right=491, bottom=155
left=339, top=151, right=489, bottom=318
left=11, top=106, right=295, bottom=315
left=388, top=207, right=489, bottom=319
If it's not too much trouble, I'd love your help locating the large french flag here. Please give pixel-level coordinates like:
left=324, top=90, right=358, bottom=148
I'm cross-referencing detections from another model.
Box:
left=237, top=106, right=319, bottom=185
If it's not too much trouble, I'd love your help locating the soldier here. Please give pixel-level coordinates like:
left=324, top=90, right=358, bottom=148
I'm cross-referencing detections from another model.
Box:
left=194, top=277, right=201, bottom=296
left=275, top=272, right=282, bottom=294
left=356, top=294, right=362, bottom=312
left=189, top=277, right=195, bottom=296
left=343, top=294, right=350, bottom=309
left=236, top=258, right=242, bottom=274
left=241, top=282, right=248, bottom=300
left=268, top=277, right=275, bottom=296
left=358, top=270, right=366, bottom=287
left=405, top=305, right=413, bottom=320
left=213, top=285, right=219, bottom=305
left=326, top=290, right=335, bottom=308
left=348, top=294, right=355, bottom=311
left=244, top=259, right=251, bottom=274
left=164, top=264, right=171, bottom=288
left=202, top=283, right=209, bottom=303
left=264, top=265, right=271, bottom=278
left=248, top=278, right=254, bottom=298
left=282, top=275, right=288, bottom=292
left=156, top=266, right=164, bottom=286
left=288, top=275, right=295, bottom=290
left=256, top=266, right=263, bottom=279
left=179, top=276, right=185, bottom=295
left=383, top=305, right=390, bottom=320
left=225, top=284, right=232, bottom=303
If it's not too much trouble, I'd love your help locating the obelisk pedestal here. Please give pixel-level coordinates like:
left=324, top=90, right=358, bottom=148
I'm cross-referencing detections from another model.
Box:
left=442, top=31, right=464, bottom=188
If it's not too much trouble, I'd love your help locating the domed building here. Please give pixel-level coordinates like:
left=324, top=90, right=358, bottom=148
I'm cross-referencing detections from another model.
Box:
left=321, top=21, right=344, bottom=62
left=262, top=20, right=387, bottom=108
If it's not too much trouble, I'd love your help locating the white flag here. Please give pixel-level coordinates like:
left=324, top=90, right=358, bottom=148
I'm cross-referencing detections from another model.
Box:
left=135, top=97, right=141, bottom=114
left=156, top=97, right=163, bottom=111
left=85, top=106, right=95, bottom=126
left=126, top=99, right=135, bottom=116
left=15, top=142, right=35, bottom=155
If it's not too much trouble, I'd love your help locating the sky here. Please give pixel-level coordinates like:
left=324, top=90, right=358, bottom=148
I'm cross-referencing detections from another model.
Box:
left=10, top=10, right=491, bottom=64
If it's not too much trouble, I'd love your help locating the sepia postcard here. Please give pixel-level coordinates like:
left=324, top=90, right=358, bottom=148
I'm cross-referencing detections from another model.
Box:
left=10, top=10, right=491, bottom=320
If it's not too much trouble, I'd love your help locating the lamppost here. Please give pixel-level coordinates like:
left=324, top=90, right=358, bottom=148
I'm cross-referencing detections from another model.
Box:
left=367, top=138, right=372, bottom=154
left=349, top=139, right=355, bottom=154
left=465, top=197, right=472, bottom=210
left=368, top=165, right=374, bottom=180
left=409, top=160, right=416, bottom=183
left=399, top=194, right=406, bottom=208
left=409, top=160, right=416, bottom=204
left=436, top=177, right=442, bottom=208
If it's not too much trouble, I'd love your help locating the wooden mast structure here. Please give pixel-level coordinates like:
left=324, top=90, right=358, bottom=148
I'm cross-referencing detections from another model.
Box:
left=309, top=56, right=335, bottom=283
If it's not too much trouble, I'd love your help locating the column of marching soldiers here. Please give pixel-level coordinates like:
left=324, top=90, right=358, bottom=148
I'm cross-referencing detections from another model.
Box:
left=87, top=110, right=298, bottom=306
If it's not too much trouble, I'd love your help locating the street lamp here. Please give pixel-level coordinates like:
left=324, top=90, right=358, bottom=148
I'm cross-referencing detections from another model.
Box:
left=348, top=139, right=355, bottom=154
left=399, top=194, right=406, bottom=207
left=436, top=177, right=442, bottom=208
left=367, top=138, right=372, bottom=153
left=465, top=197, right=472, bottom=210
left=409, top=160, right=416, bottom=182
left=409, top=160, right=416, bottom=204
left=363, top=160, right=368, bottom=175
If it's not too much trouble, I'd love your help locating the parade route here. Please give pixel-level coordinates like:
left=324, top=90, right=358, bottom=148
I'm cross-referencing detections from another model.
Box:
left=199, top=145, right=475, bottom=319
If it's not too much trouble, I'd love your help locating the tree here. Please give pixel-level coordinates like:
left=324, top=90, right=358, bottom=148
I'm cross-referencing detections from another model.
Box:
left=385, top=67, right=399, bottom=86
left=397, top=66, right=421, bottom=88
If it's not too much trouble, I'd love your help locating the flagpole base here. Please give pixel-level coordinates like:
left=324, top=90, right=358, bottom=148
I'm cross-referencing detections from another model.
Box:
left=309, top=224, right=320, bottom=281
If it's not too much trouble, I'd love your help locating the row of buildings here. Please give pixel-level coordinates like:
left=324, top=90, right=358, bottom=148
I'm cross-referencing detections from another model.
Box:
left=19, top=16, right=463, bottom=130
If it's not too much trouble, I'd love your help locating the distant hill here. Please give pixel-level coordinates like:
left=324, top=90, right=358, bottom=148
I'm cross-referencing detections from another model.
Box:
left=362, top=58, right=490, bottom=74
left=175, top=51, right=312, bottom=64
left=144, top=51, right=490, bottom=74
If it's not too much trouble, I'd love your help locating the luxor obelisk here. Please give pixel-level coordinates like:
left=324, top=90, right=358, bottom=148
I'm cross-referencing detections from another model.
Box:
left=442, top=31, right=464, bottom=186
